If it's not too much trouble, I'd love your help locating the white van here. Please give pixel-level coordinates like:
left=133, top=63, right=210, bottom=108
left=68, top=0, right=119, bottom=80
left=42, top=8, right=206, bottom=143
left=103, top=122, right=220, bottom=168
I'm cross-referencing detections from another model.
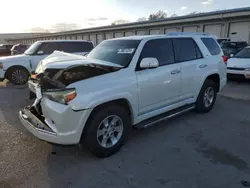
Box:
left=0, top=40, right=94, bottom=85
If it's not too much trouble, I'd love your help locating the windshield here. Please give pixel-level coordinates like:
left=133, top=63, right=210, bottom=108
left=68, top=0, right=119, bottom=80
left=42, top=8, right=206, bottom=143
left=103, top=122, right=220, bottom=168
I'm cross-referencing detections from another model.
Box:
left=220, top=42, right=237, bottom=49
left=234, top=48, right=250, bottom=58
left=24, top=42, right=42, bottom=55
left=87, top=40, right=141, bottom=67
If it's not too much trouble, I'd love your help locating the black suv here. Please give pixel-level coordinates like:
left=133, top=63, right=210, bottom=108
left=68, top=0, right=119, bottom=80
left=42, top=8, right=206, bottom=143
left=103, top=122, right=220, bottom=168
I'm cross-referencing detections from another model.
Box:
left=220, top=41, right=248, bottom=57
left=0, top=44, right=13, bottom=56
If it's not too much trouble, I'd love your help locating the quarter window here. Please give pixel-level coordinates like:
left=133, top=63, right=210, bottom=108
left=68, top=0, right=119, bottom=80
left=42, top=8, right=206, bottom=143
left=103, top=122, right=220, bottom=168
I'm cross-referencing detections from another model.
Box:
left=139, top=39, right=175, bottom=66
left=201, top=38, right=221, bottom=55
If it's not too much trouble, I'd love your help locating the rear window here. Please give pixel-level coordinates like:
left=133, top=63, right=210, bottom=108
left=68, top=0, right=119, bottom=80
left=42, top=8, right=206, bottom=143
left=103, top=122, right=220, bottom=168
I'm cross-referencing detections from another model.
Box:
left=59, top=42, right=93, bottom=53
left=201, top=38, right=221, bottom=55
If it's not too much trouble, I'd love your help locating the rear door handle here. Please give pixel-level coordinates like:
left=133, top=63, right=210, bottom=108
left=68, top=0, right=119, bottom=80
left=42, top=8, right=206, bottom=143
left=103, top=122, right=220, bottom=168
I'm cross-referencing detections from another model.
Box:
left=171, top=69, right=181, bottom=75
left=199, top=64, right=207, bottom=68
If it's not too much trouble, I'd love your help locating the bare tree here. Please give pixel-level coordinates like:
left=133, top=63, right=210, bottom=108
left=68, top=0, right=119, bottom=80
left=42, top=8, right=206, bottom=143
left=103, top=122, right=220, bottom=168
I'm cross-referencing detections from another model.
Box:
left=148, top=10, right=167, bottom=21
left=137, top=17, right=147, bottom=22
left=187, top=11, right=201, bottom=15
left=171, top=14, right=178, bottom=17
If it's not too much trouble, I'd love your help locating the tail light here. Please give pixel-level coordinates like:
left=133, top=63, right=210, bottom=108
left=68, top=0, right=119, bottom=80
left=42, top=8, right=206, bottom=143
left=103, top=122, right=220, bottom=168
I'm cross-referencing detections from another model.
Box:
left=222, top=55, right=228, bottom=64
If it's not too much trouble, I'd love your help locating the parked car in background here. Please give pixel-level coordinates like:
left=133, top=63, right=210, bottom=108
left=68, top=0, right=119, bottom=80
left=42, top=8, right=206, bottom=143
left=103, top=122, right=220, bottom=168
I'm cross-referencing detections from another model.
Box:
left=220, top=41, right=248, bottom=57
left=11, top=44, right=29, bottom=55
left=20, top=33, right=227, bottom=158
left=227, top=46, right=250, bottom=79
left=0, top=44, right=13, bottom=57
left=217, top=38, right=230, bottom=44
left=0, top=40, right=94, bottom=85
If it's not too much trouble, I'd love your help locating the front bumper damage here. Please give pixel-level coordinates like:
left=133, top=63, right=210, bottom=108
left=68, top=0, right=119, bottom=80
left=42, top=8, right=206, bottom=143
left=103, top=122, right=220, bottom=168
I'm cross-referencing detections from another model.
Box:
left=19, top=97, right=93, bottom=145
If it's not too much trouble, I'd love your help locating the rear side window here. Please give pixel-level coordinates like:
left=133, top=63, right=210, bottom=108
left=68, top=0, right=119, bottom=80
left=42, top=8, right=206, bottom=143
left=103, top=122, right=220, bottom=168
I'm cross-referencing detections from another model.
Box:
left=201, top=38, right=221, bottom=55
left=139, top=39, right=175, bottom=66
left=172, top=38, right=200, bottom=62
left=59, top=42, right=93, bottom=53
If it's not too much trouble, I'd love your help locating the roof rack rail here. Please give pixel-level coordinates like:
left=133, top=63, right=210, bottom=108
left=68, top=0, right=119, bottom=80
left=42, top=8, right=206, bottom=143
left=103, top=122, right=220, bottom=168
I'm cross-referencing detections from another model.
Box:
left=166, top=32, right=212, bottom=36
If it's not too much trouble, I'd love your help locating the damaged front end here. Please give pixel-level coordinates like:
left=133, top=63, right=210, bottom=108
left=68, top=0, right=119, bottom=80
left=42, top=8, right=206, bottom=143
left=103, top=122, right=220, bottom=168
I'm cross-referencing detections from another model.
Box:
left=29, top=63, right=119, bottom=99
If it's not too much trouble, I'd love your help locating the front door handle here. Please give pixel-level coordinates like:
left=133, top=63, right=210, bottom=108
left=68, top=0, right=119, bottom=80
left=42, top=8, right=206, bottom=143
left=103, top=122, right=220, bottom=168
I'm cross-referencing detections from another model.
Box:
left=199, top=64, right=207, bottom=68
left=171, top=69, right=181, bottom=75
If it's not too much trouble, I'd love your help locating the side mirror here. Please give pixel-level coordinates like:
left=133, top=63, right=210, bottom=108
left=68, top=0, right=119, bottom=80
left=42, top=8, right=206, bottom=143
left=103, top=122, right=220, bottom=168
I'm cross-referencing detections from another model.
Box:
left=230, top=54, right=234, bottom=58
left=140, top=58, right=159, bottom=69
left=37, top=51, right=44, bottom=55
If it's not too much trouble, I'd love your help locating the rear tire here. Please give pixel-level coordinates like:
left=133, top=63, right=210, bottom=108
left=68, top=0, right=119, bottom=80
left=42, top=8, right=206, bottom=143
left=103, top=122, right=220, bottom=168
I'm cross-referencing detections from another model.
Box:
left=8, top=67, right=30, bottom=85
left=194, top=80, right=217, bottom=113
left=83, top=105, right=131, bottom=158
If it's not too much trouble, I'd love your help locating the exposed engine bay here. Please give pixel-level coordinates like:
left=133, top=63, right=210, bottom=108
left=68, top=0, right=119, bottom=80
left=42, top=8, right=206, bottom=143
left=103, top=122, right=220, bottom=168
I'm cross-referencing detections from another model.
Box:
left=31, top=64, right=119, bottom=90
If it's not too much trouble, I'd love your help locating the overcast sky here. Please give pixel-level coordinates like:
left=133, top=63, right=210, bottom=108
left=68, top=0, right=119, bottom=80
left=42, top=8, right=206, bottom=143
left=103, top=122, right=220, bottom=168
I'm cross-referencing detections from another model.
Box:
left=0, top=0, right=250, bottom=33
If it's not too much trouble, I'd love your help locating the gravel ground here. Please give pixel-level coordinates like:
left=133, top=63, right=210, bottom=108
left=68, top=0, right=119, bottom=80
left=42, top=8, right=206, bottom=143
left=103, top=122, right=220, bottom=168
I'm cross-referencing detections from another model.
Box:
left=0, top=80, right=250, bottom=188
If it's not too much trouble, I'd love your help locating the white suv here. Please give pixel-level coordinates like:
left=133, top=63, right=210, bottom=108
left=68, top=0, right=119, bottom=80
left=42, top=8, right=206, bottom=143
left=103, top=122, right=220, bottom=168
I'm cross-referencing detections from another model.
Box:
left=0, top=40, right=94, bottom=85
left=19, top=33, right=227, bottom=157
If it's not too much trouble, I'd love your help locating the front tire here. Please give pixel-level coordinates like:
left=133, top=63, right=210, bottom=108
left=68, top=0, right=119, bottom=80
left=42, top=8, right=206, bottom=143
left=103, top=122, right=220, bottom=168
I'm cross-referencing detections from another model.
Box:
left=195, top=80, right=217, bottom=113
left=8, top=67, right=30, bottom=85
left=83, top=105, right=131, bottom=158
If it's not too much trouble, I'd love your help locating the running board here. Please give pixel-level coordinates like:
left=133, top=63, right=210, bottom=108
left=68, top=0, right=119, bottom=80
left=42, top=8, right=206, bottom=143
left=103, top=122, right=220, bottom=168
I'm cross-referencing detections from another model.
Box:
left=135, top=104, right=195, bottom=129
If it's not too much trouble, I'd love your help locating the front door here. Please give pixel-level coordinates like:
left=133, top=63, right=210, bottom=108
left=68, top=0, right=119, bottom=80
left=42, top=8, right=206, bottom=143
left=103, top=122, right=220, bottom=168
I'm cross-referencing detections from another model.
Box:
left=136, top=38, right=181, bottom=115
left=30, top=42, right=58, bottom=71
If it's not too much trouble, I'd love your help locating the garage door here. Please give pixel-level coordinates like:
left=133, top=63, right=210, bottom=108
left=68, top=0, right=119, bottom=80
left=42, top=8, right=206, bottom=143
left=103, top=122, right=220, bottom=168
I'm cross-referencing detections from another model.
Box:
left=115, top=32, right=124, bottom=38
left=204, top=24, right=222, bottom=38
left=105, top=33, right=113, bottom=39
left=90, top=34, right=96, bottom=45
left=183, top=26, right=198, bottom=32
left=229, top=22, right=250, bottom=43
left=164, top=28, right=179, bottom=34
left=97, top=34, right=104, bottom=44
left=125, top=31, right=135, bottom=36
left=83, top=35, right=89, bottom=41
left=150, top=29, right=161, bottom=35
left=137, top=30, right=147, bottom=35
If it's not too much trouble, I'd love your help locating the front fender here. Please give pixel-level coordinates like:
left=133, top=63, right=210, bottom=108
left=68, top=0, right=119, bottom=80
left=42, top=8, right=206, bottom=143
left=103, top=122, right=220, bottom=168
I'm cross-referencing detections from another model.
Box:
left=70, top=92, right=135, bottom=117
left=3, top=60, right=31, bottom=72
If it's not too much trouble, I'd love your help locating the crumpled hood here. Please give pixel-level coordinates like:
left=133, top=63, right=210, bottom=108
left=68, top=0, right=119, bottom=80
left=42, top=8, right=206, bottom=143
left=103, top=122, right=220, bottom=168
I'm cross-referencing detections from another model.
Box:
left=227, top=58, right=250, bottom=68
left=0, top=54, right=30, bottom=62
left=36, top=51, right=123, bottom=73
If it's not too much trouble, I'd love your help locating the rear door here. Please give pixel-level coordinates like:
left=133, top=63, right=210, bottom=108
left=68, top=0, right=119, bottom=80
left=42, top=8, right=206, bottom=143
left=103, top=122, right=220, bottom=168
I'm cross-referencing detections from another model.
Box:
left=172, top=38, right=204, bottom=100
left=59, top=42, right=94, bottom=55
left=136, top=38, right=181, bottom=115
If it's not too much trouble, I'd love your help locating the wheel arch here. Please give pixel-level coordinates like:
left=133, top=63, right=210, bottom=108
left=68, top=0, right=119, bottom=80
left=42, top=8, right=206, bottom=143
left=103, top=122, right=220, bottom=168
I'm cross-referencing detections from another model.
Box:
left=204, top=73, right=220, bottom=92
left=4, top=65, right=30, bottom=79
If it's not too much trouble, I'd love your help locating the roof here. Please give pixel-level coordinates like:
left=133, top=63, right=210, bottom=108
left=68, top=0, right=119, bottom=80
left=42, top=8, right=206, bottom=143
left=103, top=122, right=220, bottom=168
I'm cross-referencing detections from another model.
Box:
left=109, top=35, right=165, bottom=40
left=35, top=40, right=92, bottom=43
left=109, top=33, right=216, bottom=41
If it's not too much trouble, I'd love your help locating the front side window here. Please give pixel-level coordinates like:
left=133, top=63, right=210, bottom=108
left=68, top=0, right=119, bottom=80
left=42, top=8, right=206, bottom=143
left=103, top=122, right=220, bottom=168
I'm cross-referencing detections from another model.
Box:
left=173, top=38, right=198, bottom=62
left=139, top=39, right=175, bottom=66
left=87, top=40, right=140, bottom=67
left=24, top=42, right=42, bottom=55
left=38, top=43, right=58, bottom=55
left=201, top=38, right=221, bottom=55
left=234, top=48, right=250, bottom=58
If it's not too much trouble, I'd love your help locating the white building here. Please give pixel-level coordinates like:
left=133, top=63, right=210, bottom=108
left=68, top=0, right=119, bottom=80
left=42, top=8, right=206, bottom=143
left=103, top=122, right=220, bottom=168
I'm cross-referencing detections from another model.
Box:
left=6, top=7, right=250, bottom=45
